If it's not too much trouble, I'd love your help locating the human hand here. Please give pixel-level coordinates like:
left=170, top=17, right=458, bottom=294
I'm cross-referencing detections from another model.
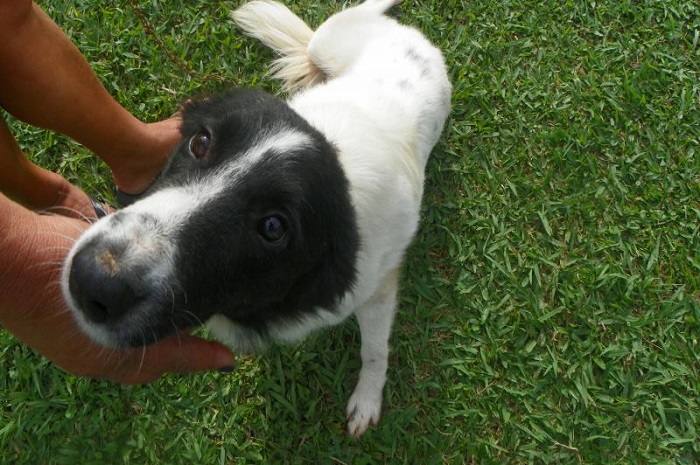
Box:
left=43, top=169, right=112, bottom=220
left=0, top=201, right=234, bottom=383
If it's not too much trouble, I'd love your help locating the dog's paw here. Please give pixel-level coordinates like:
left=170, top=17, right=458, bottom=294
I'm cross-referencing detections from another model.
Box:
left=345, top=388, right=382, bottom=437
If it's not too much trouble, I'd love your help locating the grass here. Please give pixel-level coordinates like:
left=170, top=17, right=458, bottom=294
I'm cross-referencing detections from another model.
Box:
left=1, top=0, right=699, bottom=463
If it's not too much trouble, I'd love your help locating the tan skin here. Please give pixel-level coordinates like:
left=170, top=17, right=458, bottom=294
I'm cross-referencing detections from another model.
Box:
left=0, top=0, right=235, bottom=382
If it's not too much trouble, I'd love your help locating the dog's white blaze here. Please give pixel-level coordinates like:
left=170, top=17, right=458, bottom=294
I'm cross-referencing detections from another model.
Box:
left=243, top=128, right=313, bottom=169
left=130, top=128, right=312, bottom=222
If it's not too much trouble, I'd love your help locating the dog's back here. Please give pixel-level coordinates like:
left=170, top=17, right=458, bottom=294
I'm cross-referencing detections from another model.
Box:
left=232, top=0, right=451, bottom=168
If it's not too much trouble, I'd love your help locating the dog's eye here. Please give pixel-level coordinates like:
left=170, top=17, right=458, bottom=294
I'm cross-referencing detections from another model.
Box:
left=189, top=131, right=211, bottom=159
left=258, top=215, right=286, bottom=243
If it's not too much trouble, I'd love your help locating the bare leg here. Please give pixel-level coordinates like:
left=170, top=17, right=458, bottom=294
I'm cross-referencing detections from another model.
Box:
left=346, top=267, right=400, bottom=437
left=0, top=115, right=102, bottom=218
left=0, top=0, right=179, bottom=195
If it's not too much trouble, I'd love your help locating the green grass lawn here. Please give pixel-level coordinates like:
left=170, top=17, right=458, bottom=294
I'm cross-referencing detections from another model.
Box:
left=2, top=0, right=699, bottom=463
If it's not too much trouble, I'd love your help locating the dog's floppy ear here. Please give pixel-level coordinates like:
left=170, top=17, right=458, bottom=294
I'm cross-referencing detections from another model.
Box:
left=284, top=146, right=360, bottom=312
left=297, top=232, right=359, bottom=310
left=178, top=94, right=220, bottom=131
left=177, top=88, right=297, bottom=140
left=180, top=88, right=276, bottom=119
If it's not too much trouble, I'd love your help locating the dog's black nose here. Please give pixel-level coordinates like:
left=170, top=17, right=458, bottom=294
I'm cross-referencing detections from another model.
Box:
left=68, top=246, right=142, bottom=324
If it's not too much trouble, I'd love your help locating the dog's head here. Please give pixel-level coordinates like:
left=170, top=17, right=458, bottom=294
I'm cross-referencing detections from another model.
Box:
left=62, top=89, right=358, bottom=348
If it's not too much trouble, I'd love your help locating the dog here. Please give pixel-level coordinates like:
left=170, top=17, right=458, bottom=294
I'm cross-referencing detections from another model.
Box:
left=61, top=0, right=451, bottom=437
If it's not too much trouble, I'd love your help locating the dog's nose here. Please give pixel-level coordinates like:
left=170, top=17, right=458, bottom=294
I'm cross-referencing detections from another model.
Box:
left=68, top=245, right=142, bottom=324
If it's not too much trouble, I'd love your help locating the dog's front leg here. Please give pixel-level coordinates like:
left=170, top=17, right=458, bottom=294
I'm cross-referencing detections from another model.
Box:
left=346, top=267, right=400, bottom=437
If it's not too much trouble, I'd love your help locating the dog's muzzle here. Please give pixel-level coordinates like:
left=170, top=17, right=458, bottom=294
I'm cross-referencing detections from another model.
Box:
left=68, top=244, right=146, bottom=325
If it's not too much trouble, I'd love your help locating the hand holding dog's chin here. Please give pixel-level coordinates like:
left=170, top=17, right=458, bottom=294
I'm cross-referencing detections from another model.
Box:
left=0, top=197, right=234, bottom=384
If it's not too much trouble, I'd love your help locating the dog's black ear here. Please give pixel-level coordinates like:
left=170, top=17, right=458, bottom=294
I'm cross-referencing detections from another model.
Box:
left=177, top=91, right=226, bottom=134
left=178, top=88, right=299, bottom=142
left=296, top=230, right=359, bottom=311
left=180, top=88, right=281, bottom=120
left=182, top=95, right=209, bottom=108
left=283, top=143, right=360, bottom=312
left=177, top=97, right=207, bottom=138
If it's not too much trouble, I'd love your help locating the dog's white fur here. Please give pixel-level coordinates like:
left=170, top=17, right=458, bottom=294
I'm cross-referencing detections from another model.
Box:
left=62, top=0, right=450, bottom=437
left=229, top=0, right=451, bottom=436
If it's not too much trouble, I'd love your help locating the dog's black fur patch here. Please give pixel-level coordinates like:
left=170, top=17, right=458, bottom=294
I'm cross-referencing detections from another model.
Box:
left=163, top=90, right=360, bottom=340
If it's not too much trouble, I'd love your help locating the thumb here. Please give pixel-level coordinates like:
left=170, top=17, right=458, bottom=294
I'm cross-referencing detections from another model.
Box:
left=119, top=332, right=235, bottom=384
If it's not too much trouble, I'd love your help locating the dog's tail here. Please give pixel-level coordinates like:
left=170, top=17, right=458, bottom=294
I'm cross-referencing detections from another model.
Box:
left=231, top=0, right=403, bottom=93
left=231, top=1, right=321, bottom=92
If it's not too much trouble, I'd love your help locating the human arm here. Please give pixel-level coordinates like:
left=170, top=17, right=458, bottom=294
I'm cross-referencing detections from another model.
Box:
left=0, top=193, right=234, bottom=383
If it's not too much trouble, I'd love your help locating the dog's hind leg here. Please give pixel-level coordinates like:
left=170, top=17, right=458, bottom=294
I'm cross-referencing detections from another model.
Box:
left=346, top=266, right=400, bottom=437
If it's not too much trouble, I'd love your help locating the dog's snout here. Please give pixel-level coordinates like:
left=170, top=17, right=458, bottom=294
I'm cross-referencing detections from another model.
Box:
left=69, top=245, right=142, bottom=324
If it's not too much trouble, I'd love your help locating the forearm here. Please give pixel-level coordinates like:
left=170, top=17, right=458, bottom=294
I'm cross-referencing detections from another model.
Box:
left=0, top=192, right=31, bottom=276
left=0, top=193, right=44, bottom=320
left=0, top=193, right=84, bottom=321
left=0, top=195, right=89, bottom=370
left=0, top=200, right=95, bottom=375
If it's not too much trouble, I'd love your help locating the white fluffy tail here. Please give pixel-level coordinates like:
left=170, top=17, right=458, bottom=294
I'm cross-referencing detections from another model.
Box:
left=231, top=0, right=323, bottom=92
left=231, top=0, right=403, bottom=93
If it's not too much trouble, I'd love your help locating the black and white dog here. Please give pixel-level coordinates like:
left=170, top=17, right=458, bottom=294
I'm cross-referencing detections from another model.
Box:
left=62, top=0, right=450, bottom=436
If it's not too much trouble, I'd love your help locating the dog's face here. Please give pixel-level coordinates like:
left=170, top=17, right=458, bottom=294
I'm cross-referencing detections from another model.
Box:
left=62, top=89, right=358, bottom=348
